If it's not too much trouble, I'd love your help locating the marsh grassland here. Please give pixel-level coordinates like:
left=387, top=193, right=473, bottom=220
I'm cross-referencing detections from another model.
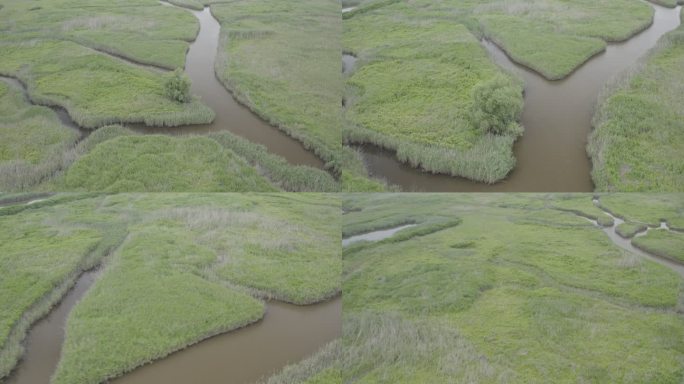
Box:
left=343, top=0, right=670, bottom=186
left=589, top=8, right=684, bottom=192
left=340, top=193, right=684, bottom=383
left=0, top=193, right=340, bottom=384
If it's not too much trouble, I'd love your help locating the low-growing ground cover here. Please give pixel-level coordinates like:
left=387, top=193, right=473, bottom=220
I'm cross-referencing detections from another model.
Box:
left=589, top=10, right=684, bottom=192
left=0, top=193, right=340, bottom=384
left=0, top=80, right=80, bottom=192
left=341, top=193, right=684, bottom=383
left=597, top=193, right=684, bottom=229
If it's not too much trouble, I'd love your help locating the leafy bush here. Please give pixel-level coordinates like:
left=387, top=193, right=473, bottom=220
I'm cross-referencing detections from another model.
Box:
left=163, top=69, right=192, bottom=103
left=469, top=75, right=523, bottom=136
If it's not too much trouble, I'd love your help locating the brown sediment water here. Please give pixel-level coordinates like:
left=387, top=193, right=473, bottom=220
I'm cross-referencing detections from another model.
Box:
left=353, top=3, right=682, bottom=192
left=110, top=296, right=341, bottom=384
left=6, top=273, right=339, bottom=384
left=129, top=4, right=324, bottom=169
left=5, top=270, right=100, bottom=384
left=586, top=198, right=684, bottom=278
left=342, top=224, right=417, bottom=246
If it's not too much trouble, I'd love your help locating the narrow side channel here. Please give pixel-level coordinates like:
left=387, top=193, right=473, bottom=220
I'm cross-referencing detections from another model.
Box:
left=5, top=270, right=100, bottom=384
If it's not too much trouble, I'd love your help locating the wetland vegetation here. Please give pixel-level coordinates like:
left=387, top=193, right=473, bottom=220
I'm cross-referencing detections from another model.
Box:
left=0, top=193, right=340, bottom=384
left=340, top=193, right=684, bottom=383
left=589, top=8, right=684, bottom=192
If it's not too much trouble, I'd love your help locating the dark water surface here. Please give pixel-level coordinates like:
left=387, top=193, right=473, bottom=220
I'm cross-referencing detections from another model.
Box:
left=130, top=4, right=324, bottom=169
left=6, top=270, right=100, bottom=384
left=355, top=4, right=682, bottom=191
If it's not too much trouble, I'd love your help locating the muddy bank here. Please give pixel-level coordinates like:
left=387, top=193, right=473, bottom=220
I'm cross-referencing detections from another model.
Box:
left=342, top=224, right=417, bottom=246
left=354, top=3, right=682, bottom=191
left=5, top=270, right=100, bottom=384
left=111, top=296, right=341, bottom=384
left=129, top=4, right=324, bottom=169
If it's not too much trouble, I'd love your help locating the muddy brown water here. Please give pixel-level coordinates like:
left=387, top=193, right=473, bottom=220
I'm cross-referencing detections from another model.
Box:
left=342, top=223, right=417, bottom=246
left=129, top=4, right=324, bottom=169
left=5, top=270, right=100, bottom=384
left=6, top=265, right=340, bottom=384
left=352, top=3, right=682, bottom=192
left=110, top=297, right=341, bottom=384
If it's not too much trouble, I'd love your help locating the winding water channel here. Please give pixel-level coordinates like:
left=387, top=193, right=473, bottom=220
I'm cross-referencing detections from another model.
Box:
left=587, top=199, right=684, bottom=277
left=131, top=3, right=324, bottom=169
left=6, top=269, right=340, bottom=384
left=2, top=1, right=324, bottom=170
left=353, top=3, right=682, bottom=191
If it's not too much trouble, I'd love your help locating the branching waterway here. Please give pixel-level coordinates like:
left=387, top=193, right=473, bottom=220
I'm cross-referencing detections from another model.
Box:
left=5, top=268, right=340, bottom=384
left=587, top=198, right=684, bottom=278
left=354, top=3, right=682, bottom=192
left=131, top=3, right=324, bottom=169
left=2, top=1, right=325, bottom=170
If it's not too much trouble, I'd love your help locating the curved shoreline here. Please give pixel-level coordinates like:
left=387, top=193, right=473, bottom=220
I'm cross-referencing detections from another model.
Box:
left=352, top=1, right=681, bottom=191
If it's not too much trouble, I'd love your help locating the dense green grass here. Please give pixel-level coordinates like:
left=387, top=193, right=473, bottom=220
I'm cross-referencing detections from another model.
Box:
left=342, top=193, right=684, bottom=383
left=212, top=0, right=341, bottom=172
left=343, top=5, right=523, bottom=183
left=62, top=135, right=277, bottom=192
left=0, top=0, right=198, bottom=70
left=0, top=194, right=124, bottom=380
left=0, top=193, right=340, bottom=383
left=474, top=0, right=654, bottom=80
left=0, top=39, right=213, bottom=129
left=633, top=229, right=684, bottom=263
left=0, top=80, right=80, bottom=191
left=589, top=11, right=684, bottom=192
left=52, top=125, right=339, bottom=192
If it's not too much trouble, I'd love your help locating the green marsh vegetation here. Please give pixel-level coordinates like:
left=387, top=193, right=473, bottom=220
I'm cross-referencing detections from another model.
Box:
left=342, top=193, right=684, bottom=383
left=211, top=0, right=341, bottom=178
left=0, top=193, right=340, bottom=384
left=58, top=126, right=339, bottom=192
left=343, top=5, right=524, bottom=184
left=343, top=0, right=660, bottom=185
left=0, top=81, right=79, bottom=191
left=632, top=229, right=684, bottom=263
left=0, top=0, right=215, bottom=130
left=589, top=9, right=684, bottom=192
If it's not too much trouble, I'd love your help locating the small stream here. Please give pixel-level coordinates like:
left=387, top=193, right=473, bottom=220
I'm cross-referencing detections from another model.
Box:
left=587, top=199, right=684, bottom=278
left=342, top=223, right=417, bottom=246
left=6, top=270, right=100, bottom=384
left=351, top=3, right=682, bottom=191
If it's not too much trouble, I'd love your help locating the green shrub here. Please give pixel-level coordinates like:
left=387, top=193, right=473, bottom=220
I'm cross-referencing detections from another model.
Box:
left=163, top=69, right=192, bottom=103
left=469, top=75, right=524, bottom=136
